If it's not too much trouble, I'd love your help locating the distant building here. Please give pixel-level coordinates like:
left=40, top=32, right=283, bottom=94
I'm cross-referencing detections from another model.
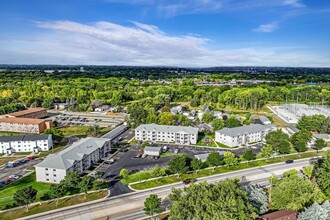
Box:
left=101, top=124, right=128, bottom=141
left=258, top=210, right=298, bottom=220
left=0, top=134, right=53, bottom=154
left=170, top=106, right=183, bottom=115
left=54, top=103, right=70, bottom=110
left=0, top=118, right=52, bottom=134
left=94, top=105, right=110, bottom=112
left=35, top=138, right=111, bottom=183
left=215, top=124, right=276, bottom=147
left=253, top=115, right=272, bottom=125
left=144, top=146, right=162, bottom=156
left=135, top=123, right=199, bottom=145
left=5, top=108, right=47, bottom=119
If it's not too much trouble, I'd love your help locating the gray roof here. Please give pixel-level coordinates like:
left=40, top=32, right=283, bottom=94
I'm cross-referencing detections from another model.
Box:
left=136, top=123, right=198, bottom=134
left=102, top=124, right=128, bottom=140
left=195, top=152, right=225, bottom=162
left=288, top=125, right=300, bottom=133
left=259, top=116, right=271, bottom=124
left=313, top=134, right=330, bottom=140
left=35, top=137, right=109, bottom=170
left=144, top=146, right=162, bottom=152
left=216, top=124, right=275, bottom=137
left=0, top=134, right=50, bottom=142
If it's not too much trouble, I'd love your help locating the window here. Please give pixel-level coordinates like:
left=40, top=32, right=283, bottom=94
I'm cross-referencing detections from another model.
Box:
left=53, top=169, right=56, bottom=171
left=45, top=168, right=48, bottom=170
left=46, top=179, right=49, bottom=181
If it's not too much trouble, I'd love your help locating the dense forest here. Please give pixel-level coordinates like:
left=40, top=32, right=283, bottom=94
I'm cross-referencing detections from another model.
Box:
left=0, top=70, right=329, bottom=117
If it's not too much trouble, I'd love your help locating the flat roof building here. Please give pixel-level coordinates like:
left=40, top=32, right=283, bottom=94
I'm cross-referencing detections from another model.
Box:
left=144, top=146, right=162, bottom=156
left=35, top=137, right=111, bottom=183
left=6, top=108, right=47, bottom=119
left=135, top=123, right=199, bottom=145
left=0, top=117, right=51, bottom=134
left=0, top=134, right=53, bottom=154
left=215, top=124, right=276, bottom=147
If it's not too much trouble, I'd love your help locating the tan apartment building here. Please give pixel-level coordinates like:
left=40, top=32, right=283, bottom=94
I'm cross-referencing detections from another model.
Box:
left=5, top=108, right=47, bottom=119
left=0, top=118, right=52, bottom=134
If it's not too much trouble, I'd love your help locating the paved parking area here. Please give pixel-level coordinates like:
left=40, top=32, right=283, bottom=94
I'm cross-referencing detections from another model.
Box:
left=112, top=129, right=135, bottom=143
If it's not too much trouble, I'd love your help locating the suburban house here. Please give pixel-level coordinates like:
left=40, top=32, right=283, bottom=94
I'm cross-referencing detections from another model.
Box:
left=0, top=118, right=52, bottom=134
left=215, top=124, right=276, bottom=147
left=35, top=138, right=111, bottom=183
left=135, top=123, right=199, bottom=145
left=144, top=146, right=162, bottom=156
left=0, top=134, right=53, bottom=154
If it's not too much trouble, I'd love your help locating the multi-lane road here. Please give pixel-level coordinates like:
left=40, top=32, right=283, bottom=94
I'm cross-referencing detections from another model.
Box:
left=18, top=158, right=312, bottom=220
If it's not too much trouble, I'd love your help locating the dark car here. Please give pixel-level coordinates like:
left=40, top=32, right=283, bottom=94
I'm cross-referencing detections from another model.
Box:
left=285, top=160, right=294, bottom=164
left=183, top=178, right=197, bottom=185
left=133, top=154, right=142, bottom=159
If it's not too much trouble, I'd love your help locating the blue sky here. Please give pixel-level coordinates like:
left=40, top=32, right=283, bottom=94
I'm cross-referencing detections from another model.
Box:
left=0, top=0, right=329, bottom=67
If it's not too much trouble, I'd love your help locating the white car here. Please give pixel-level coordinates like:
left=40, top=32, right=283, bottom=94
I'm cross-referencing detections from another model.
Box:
left=162, top=146, right=168, bottom=152
left=9, top=175, right=20, bottom=180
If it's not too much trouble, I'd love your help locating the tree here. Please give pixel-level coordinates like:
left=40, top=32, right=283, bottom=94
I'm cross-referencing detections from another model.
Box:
left=243, top=150, right=256, bottom=163
left=223, top=151, right=238, bottom=168
left=244, top=185, right=268, bottom=214
left=271, top=173, right=325, bottom=211
left=202, top=112, right=215, bottom=123
left=298, top=201, right=330, bottom=220
left=302, top=165, right=314, bottom=180
left=13, top=186, right=38, bottom=212
left=225, top=116, right=241, bottom=128
left=190, top=158, right=204, bottom=173
left=316, top=152, right=330, bottom=197
left=144, top=194, right=162, bottom=218
left=169, top=180, right=257, bottom=220
left=206, top=152, right=224, bottom=171
left=315, top=139, right=327, bottom=152
left=119, top=168, right=129, bottom=179
left=265, top=130, right=291, bottom=154
left=211, top=118, right=225, bottom=130
left=47, top=183, right=66, bottom=207
left=290, top=130, right=312, bottom=153
left=151, top=165, right=165, bottom=178
left=277, top=140, right=292, bottom=155
left=44, top=128, right=63, bottom=142
left=158, top=112, right=175, bottom=125
left=259, top=144, right=273, bottom=161
left=78, top=175, right=92, bottom=197
left=63, top=172, right=80, bottom=189
left=168, top=155, right=189, bottom=178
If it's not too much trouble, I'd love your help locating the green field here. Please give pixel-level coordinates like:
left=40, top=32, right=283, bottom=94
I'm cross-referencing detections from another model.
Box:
left=130, top=151, right=325, bottom=190
left=59, top=126, right=112, bottom=137
left=0, top=190, right=108, bottom=220
left=0, top=172, right=51, bottom=210
left=0, top=157, right=23, bottom=166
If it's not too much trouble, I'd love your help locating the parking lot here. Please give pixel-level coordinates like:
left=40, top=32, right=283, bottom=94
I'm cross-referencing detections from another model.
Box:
left=0, top=157, right=42, bottom=189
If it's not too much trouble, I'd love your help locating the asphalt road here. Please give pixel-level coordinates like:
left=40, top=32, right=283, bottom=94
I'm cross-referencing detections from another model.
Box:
left=18, top=158, right=312, bottom=220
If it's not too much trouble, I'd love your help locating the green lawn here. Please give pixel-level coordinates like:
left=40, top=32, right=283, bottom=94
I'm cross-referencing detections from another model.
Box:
left=13, top=152, right=32, bottom=156
left=0, top=172, right=51, bottom=210
left=59, top=126, right=112, bottom=138
left=130, top=151, right=325, bottom=190
left=196, top=135, right=217, bottom=147
left=0, top=131, right=27, bottom=136
left=0, top=157, right=24, bottom=166
left=0, top=190, right=108, bottom=220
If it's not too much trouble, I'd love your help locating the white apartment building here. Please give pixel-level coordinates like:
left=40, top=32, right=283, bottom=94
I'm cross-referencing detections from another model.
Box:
left=35, top=138, right=111, bottom=183
left=135, top=123, right=199, bottom=145
left=0, top=134, right=53, bottom=154
left=215, top=124, right=276, bottom=147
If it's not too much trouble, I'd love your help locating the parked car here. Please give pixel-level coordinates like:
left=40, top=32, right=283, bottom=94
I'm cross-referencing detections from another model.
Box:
left=137, top=149, right=144, bottom=153
left=183, top=178, right=197, bottom=185
left=142, top=154, right=148, bottom=159
left=9, top=175, right=20, bottom=180
left=174, top=148, right=180, bottom=154
left=154, top=156, right=160, bottom=160
left=285, top=160, right=294, bottom=164
left=162, top=146, right=168, bottom=153
left=18, top=159, right=28, bottom=164
left=133, top=154, right=142, bottom=159
left=105, top=158, right=115, bottom=164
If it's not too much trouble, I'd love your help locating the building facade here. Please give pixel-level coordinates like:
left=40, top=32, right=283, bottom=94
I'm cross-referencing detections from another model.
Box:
left=135, top=123, right=198, bottom=145
left=215, top=124, right=276, bottom=147
left=0, top=134, right=53, bottom=154
left=35, top=138, right=111, bottom=183
left=0, top=118, right=51, bottom=134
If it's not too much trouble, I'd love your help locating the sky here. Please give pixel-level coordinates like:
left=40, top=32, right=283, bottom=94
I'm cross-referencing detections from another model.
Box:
left=0, top=0, right=330, bottom=67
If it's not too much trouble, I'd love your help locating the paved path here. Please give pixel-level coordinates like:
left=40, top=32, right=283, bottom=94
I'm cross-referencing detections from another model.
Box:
left=18, top=158, right=311, bottom=220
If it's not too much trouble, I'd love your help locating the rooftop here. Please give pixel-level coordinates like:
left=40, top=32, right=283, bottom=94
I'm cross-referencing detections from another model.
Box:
left=0, top=134, right=51, bottom=142
left=136, top=123, right=198, bottom=134
left=216, top=124, right=275, bottom=137
left=144, top=146, right=162, bottom=152
left=0, top=117, right=46, bottom=125
left=102, top=124, right=128, bottom=140
left=8, top=108, right=47, bottom=117
left=35, top=137, right=109, bottom=170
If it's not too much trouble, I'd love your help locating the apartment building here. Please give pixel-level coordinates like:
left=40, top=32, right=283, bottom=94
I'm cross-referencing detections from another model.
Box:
left=215, top=124, right=276, bottom=147
left=0, top=118, right=52, bottom=134
left=5, top=108, right=47, bottom=119
left=35, top=138, right=111, bottom=183
left=135, top=123, right=199, bottom=145
left=0, top=134, right=53, bottom=154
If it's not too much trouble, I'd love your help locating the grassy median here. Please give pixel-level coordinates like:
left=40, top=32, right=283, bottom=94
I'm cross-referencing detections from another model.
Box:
left=0, top=190, right=108, bottom=220
left=130, top=151, right=324, bottom=190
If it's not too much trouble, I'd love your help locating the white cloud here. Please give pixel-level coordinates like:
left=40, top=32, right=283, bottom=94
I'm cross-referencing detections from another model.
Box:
left=253, top=22, right=278, bottom=33
left=0, top=20, right=328, bottom=67
left=282, top=0, right=305, bottom=8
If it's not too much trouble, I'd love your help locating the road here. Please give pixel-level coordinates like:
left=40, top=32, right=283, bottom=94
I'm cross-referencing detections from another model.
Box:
left=18, top=158, right=312, bottom=220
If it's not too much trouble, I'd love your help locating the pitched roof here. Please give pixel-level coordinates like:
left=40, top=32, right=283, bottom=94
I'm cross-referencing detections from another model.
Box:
left=35, top=138, right=109, bottom=170
left=0, top=134, right=50, bottom=142
left=313, top=134, right=330, bottom=140
left=102, top=124, right=128, bottom=140
left=0, top=117, right=46, bottom=125
left=136, top=123, right=198, bottom=134
left=216, top=124, right=275, bottom=137
left=8, top=108, right=47, bottom=117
